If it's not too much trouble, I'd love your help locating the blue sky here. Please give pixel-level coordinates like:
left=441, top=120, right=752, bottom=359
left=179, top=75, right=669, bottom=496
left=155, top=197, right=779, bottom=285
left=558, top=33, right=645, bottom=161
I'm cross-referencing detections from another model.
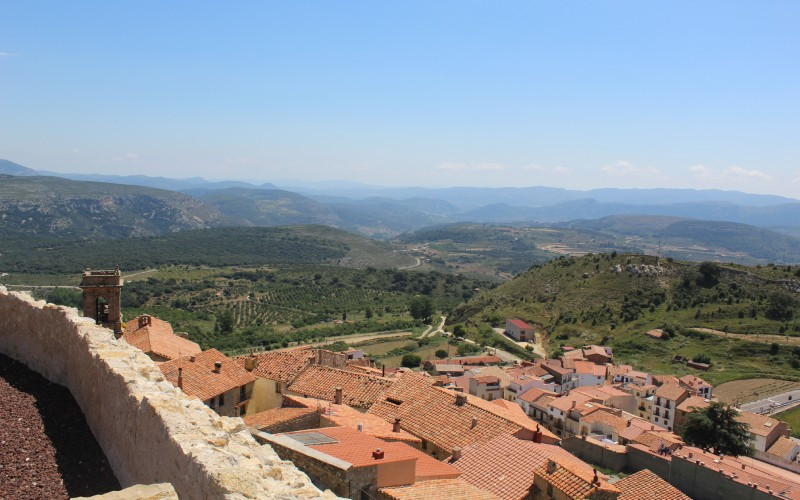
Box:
left=1, top=1, right=798, bottom=195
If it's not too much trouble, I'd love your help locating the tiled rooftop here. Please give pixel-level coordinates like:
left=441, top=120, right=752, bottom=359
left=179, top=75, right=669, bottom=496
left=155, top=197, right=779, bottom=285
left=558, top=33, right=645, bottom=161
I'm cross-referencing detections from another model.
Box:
left=581, top=408, right=630, bottom=433
left=736, top=410, right=785, bottom=437
left=281, top=426, right=460, bottom=481
left=287, top=365, right=395, bottom=409
left=159, top=349, right=256, bottom=402
left=380, top=478, right=499, bottom=500
left=654, top=383, right=688, bottom=401
left=367, top=372, right=558, bottom=454
left=242, top=407, right=318, bottom=431
left=675, top=395, right=710, bottom=413
left=121, top=315, right=201, bottom=362
left=615, top=469, right=691, bottom=499
left=767, top=435, right=798, bottom=459
left=574, top=360, right=607, bottom=377
left=452, top=434, right=596, bottom=500
left=534, top=458, right=619, bottom=499
left=233, top=347, right=315, bottom=384
left=284, top=394, right=421, bottom=444
left=518, top=387, right=558, bottom=404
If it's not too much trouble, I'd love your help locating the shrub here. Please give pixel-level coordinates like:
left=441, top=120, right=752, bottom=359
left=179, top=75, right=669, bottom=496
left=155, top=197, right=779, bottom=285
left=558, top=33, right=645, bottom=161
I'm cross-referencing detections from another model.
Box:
left=401, top=354, right=422, bottom=368
left=435, top=349, right=448, bottom=359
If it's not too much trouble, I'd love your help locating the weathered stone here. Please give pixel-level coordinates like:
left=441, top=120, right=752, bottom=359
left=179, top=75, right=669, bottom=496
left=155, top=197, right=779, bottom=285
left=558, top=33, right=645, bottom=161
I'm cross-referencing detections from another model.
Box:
left=73, top=482, right=179, bottom=500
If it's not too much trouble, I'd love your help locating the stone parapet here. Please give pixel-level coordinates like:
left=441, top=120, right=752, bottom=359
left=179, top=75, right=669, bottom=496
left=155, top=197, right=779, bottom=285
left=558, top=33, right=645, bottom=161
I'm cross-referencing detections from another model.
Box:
left=0, top=287, right=335, bottom=500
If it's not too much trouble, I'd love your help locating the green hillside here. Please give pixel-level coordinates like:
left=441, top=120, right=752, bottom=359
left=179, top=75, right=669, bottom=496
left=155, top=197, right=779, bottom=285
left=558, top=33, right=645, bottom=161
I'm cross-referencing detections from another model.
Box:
left=0, top=175, right=229, bottom=239
left=0, top=225, right=416, bottom=275
left=199, top=188, right=343, bottom=227
left=450, top=253, right=800, bottom=383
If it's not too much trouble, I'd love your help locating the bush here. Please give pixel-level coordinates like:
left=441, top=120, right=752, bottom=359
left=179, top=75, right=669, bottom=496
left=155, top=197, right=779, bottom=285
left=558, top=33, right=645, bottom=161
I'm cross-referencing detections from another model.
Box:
left=692, top=353, right=711, bottom=364
left=457, top=342, right=482, bottom=356
left=435, top=349, right=448, bottom=359
left=401, top=354, right=421, bottom=368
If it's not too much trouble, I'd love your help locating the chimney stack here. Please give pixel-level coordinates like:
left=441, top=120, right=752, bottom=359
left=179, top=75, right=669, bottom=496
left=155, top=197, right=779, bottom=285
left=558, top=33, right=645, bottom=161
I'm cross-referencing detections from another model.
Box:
left=533, top=424, right=543, bottom=443
left=382, top=364, right=386, bottom=377
left=214, top=361, right=222, bottom=374
left=546, top=460, right=557, bottom=474
left=393, top=418, right=402, bottom=433
left=357, top=422, right=363, bottom=432
left=471, top=416, right=478, bottom=429
left=455, top=394, right=467, bottom=406
left=190, top=355, right=196, bottom=362
left=451, top=447, right=462, bottom=461
left=592, top=469, right=599, bottom=485
left=334, top=387, right=343, bottom=405
left=372, top=448, right=384, bottom=460
left=244, top=354, right=258, bottom=372
left=177, top=367, right=183, bottom=389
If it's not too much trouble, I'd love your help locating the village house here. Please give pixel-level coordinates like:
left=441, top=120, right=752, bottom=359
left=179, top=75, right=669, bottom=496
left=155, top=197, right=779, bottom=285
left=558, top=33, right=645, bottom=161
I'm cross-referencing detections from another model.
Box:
left=573, top=360, right=607, bottom=388
left=735, top=410, right=791, bottom=452
left=367, top=372, right=559, bottom=458
left=518, top=387, right=559, bottom=422
left=236, top=347, right=319, bottom=412
left=608, top=364, right=653, bottom=386
left=766, top=436, right=800, bottom=462
left=572, top=385, right=637, bottom=414
left=504, top=364, right=556, bottom=401
left=564, top=345, right=613, bottom=365
left=379, top=479, right=498, bottom=500
left=468, top=375, right=503, bottom=401
left=256, top=426, right=461, bottom=500
left=505, top=318, right=535, bottom=341
left=678, top=374, right=713, bottom=399
left=531, top=458, right=620, bottom=499
left=121, top=314, right=201, bottom=363
left=673, top=395, right=711, bottom=431
left=538, top=360, right=578, bottom=394
left=614, top=469, right=691, bottom=499
left=650, top=384, right=689, bottom=431
left=159, top=348, right=256, bottom=417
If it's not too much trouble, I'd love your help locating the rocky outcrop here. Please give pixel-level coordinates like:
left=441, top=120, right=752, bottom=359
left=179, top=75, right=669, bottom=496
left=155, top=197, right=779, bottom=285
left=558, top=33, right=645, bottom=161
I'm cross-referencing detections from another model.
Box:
left=0, top=287, right=334, bottom=499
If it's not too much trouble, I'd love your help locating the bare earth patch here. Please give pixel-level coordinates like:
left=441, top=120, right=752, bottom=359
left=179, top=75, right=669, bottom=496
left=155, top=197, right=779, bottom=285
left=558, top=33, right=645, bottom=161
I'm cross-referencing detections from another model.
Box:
left=715, top=378, right=800, bottom=405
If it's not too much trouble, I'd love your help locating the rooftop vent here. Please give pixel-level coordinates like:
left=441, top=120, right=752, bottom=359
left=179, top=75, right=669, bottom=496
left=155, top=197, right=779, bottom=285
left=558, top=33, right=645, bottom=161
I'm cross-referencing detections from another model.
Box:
left=214, top=361, right=222, bottom=374
left=372, top=448, right=384, bottom=460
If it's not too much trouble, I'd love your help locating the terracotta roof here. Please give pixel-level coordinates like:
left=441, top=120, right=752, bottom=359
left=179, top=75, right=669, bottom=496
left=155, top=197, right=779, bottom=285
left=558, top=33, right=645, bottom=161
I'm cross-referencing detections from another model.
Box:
left=380, top=478, right=499, bottom=500
left=533, top=458, right=619, bottom=499
left=736, top=411, right=785, bottom=437
left=574, top=361, right=607, bottom=377
left=466, top=366, right=512, bottom=386
left=282, top=426, right=459, bottom=480
left=616, top=469, right=691, bottom=499
left=518, top=387, right=558, bottom=404
left=572, top=385, right=629, bottom=400
left=284, top=395, right=421, bottom=444
left=672, top=446, right=800, bottom=498
left=581, top=409, right=630, bottom=433
left=367, top=373, right=558, bottom=454
left=435, top=356, right=503, bottom=366
left=617, top=425, right=646, bottom=442
left=645, top=329, right=665, bottom=339
left=242, top=407, right=318, bottom=431
left=234, top=347, right=315, bottom=384
left=159, top=349, right=256, bottom=401
left=549, top=393, right=593, bottom=413
left=654, top=384, right=689, bottom=401
left=679, top=374, right=710, bottom=388
left=287, top=365, right=394, bottom=408
left=653, top=374, right=681, bottom=386
left=583, top=345, right=611, bottom=358
left=491, top=399, right=528, bottom=420
left=473, top=375, right=500, bottom=385
left=507, top=318, right=533, bottom=330
left=634, top=431, right=683, bottom=451
left=676, top=395, right=710, bottom=413
left=452, top=434, right=595, bottom=500
left=767, top=435, right=798, bottom=459
left=122, top=315, right=201, bottom=361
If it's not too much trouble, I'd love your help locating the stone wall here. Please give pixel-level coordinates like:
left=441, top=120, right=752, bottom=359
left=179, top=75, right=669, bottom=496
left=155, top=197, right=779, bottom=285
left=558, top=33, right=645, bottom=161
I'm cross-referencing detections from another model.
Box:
left=561, top=436, right=627, bottom=472
left=0, top=288, right=333, bottom=500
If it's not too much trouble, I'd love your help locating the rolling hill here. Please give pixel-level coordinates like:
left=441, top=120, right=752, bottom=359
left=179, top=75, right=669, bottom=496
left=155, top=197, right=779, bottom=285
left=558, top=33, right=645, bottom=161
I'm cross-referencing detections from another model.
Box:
left=449, top=253, right=800, bottom=384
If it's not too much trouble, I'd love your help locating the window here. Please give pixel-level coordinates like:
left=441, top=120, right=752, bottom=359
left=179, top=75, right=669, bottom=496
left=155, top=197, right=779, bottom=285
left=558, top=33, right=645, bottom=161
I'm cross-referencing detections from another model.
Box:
left=219, top=393, right=225, bottom=407
left=208, top=397, right=216, bottom=408
left=239, top=385, right=247, bottom=400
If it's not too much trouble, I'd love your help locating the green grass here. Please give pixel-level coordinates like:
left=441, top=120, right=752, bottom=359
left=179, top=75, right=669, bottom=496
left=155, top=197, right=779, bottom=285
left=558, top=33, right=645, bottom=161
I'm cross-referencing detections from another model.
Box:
left=774, top=406, right=800, bottom=438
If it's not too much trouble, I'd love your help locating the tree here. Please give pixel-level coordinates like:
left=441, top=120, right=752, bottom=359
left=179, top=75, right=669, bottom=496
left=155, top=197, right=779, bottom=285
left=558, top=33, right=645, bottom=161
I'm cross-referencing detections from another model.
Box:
left=697, top=262, right=721, bottom=287
left=681, top=402, right=753, bottom=456
left=435, top=349, right=448, bottom=359
left=46, top=288, right=83, bottom=309
left=692, top=353, right=711, bottom=364
left=409, top=296, right=435, bottom=321
left=766, top=290, right=796, bottom=321
left=365, top=307, right=373, bottom=319
left=217, top=309, right=235, bottom=334
left=457, top=342, right=482, bottom=356
left=401, top=354, right=421, bottom=368
left=452, top=324, right=467, bottom=338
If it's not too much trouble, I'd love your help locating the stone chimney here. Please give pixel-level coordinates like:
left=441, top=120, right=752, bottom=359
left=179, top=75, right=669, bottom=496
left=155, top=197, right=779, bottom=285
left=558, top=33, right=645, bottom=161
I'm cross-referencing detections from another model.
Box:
left=138, top=315, right=152, bottom=329
left=244, top=354, right=259, bottom=372
left=533, top=424, right=543, bottom=443
left=546, top=460, right=557, bottom=474
left=451, top=447, right=462, bottom=461
left=455, top=394, right=467, bottom=406
left=334, top=387, right=343, bottom=405
left=372, top=448, right=384, bottom=460
left=214, top=361, right=222, bottom=374
left=393, top=418, right=402, bottom=433
left=177, top=367, right=183, bottom=389
left=471, top=416, right=478, bottom=429
left=190, top=355, right=196, bottom=362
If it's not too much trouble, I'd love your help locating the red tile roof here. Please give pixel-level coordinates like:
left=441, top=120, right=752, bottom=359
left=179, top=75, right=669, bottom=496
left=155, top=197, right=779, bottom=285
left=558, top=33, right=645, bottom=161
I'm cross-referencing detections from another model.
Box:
left=452, top=434, right=594, bottom=500
left=736, top=411, right=787, bottom=437
left=676, top=395, right=710, bottom=413
left=534, top=458, right=619, bottom=499
left=574, top=361, right=607, bottom=377
left=287, top=365, right=395, bottom=409
left=767, top=435, right=798, bottom=459
left=615, top=469, right=691, bottom=499
left=518, top=387, right=558, bottom=404
left=435, top=356, right=503, bottom=366
left=159, top=349, right=256, bottom=401
left=242, top=407, right=318, bottom=431
left=367, top=373, right=558, bottom=454
left=380, top=478, right=499, bottom=500
left=122, top=315, right=201, bottom=361
left=654, top=384, right=689, bottom=401
left=507, top=318, right=533, bottom=330
left=282, top=426, right=460, bottom=481
left=284, top=395, right=421, bottom=444
left=234, top=347, right=315, bottom=384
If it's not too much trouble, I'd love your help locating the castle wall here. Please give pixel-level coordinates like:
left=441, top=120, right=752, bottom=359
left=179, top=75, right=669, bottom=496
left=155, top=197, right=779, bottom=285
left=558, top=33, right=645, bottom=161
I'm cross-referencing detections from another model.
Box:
left=0, top=287, right=332, bottom=500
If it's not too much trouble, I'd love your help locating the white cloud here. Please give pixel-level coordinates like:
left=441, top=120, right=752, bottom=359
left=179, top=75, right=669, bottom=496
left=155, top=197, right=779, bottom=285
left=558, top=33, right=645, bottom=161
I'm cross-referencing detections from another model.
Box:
left=554, top=166, right=570, bottom=174
left=601, top=160, right=661, bottom=177
left=436, top=162, right=506, bottom=172
left=112, top=152, right=139, bottom=162
left=723, top=166, right=771, bottom=180
left=0, top=52, right=13, bottom=57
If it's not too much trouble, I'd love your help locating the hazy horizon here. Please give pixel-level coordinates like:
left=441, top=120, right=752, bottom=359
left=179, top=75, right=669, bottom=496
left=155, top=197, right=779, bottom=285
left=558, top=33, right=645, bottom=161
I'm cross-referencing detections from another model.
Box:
left=1, top=2, right=798, bottom=197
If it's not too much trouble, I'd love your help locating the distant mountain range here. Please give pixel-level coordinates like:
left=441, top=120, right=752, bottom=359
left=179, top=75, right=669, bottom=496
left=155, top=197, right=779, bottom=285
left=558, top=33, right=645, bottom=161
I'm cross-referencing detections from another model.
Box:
left=2, top=159, right=800, bottom=262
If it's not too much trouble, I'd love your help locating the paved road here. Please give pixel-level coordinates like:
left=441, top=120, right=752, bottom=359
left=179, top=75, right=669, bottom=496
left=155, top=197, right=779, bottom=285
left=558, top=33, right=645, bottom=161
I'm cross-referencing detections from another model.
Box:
left=739, top=389, right=800, bottom=415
